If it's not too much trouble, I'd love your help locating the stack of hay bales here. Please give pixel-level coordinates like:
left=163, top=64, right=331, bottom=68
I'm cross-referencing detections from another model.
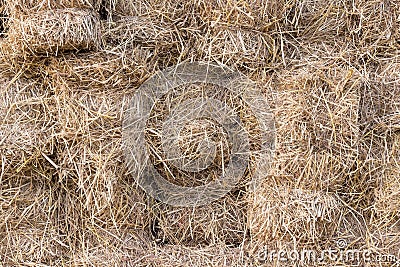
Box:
left=0, top=1, right=159, bottom=265
left=0, top=0, right=399, bottom=265
left=103, top=0, right=274, bottom=248
left=248, top=57, right=361, bottom=249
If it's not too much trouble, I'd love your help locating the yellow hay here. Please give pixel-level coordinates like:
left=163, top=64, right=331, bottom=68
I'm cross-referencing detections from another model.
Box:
left=5, top=8, right=101, bottom=57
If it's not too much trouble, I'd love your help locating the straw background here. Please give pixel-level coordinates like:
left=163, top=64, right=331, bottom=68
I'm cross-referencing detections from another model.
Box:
left=0, top=0, right=399, bottom=266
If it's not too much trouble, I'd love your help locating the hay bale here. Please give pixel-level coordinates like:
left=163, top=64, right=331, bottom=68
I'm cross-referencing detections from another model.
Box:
left=359, top=59, right=400, bottom=214
left=360, top=60, right=400, bottom=130
left=4, top=0, right=101, bottom=15
left=153, top=194, right=248, bottom=246
left=276, top=0, right=399, bottom=49
left=5, top=8, right=101, bottom=57
left=197, top=27, right=275, bottom=69
left=197, top=0, right=277, bottom=29
left=374, top=134, right=400, bottom=217
left=249, top=183, right=344, bottom=244
left=110, top=0, right=197, bottom=23
left=51, top=90, right=150, bottom=228
left=46, top=50, right=156, bottom=230
left=139, top=244, right=250, bottom=267
left=267, top=59, right=361, bottom=191
left=0, top=178, right=66, bottom=265
left=0, top=67, right=55, bottom=175
left=48, top=48, right=155, bottom=89
left=138, top=71, right=269, bottom=246
left=101, top=16, right=179, bottom=49
left=249, top=201, right=369, bottom=264
left=68, top=229, right=151, bottom=266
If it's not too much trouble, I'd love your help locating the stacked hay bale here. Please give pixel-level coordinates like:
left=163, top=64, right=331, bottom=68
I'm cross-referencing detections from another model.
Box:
left=363, top=60, right=400, bottom=219
left=100, top=15, right=184, bottom=67
left=0, top=179, right=67, bottom=265
left=0, top=62, right=55, bottom=179
left=44, top=49, right=158, bottom=253
left=5, top=8, right=101, bottom=57
left=276, top=0, right=399, bottom=44
left=68, top=229, right=152, bottom=266
left=196, top=27, right=275, bottom=70
left=144, top=81, right=259, bottom=246
left=248, top=57, right=361, bottom=250
left=1, top=0, right=102, bottom=60
left=4, top=0, right=100, bottom=15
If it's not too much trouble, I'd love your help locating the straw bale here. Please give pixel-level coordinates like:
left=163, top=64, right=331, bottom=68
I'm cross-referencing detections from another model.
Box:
left=196, top=0, right=279, bottom=29
left=276, top=0, right=399, bottom=49
left=52, top=92, right=150, bottom=228
left=249, top=182, right=344, bottom=244
left=68, top=228, right=151, bottom=266
left=374, top=134, right=400, bottom=217
left=111, top=0, right=280, bottom=30
left=267, top=59, right=360, bottom=191
left=359, top=59, right=400, bottom=213
left=46, top=51, right=155, bottom=230
left=101, top=16, right=179, bottom=50
left=47, top=48, right=155, bottom=89
left=5, top=8, right=101, bottom=58
left=110, top=0, right=199, bottom=23
left=360, top=60, right=400, bottom=130
left=0, top=67, right=55, bottom=175
left=143, top=76, right=267, bottom=246
left=248, top=210, right=368, bottom=265
left=196, top=26, right=275, bottom=70
left=4, top=0, right=101, bottom=15
left=153, top=194, right=248, bottom=246
left=0, top=177, right=67, bottom=265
